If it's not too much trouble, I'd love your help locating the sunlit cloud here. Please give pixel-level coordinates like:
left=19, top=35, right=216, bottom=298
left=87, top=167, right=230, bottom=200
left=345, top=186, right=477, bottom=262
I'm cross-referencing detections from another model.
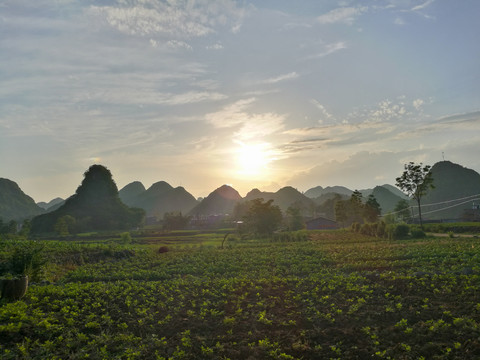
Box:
left=413, top=98, right=424, bottom=110
left=205, top=98, right=256, bottom=128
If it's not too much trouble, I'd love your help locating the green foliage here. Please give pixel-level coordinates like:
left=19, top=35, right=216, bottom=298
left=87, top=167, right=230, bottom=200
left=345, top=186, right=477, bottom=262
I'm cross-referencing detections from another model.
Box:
left=334, top=200, right=348, bottom=227
left=422, top=222, right=480, bottom=234
left=119, top=232, right=132, bottom=244
left=394, top=199, right=412, bottom=223
left=0, top=219, right=17, bottom=235
left=396, top=162, right=434, bottom=227
left=285, top=206, right=305, bottom=231
left=242, top=198, right=283, bottom=237
left=335, top=191, right=380, bottom=227
left=386, top=223, right=410, bottom=240
left=271, top=230, right=309, bottom=242
left=54, top=215, right=75, bottom=237
left=364, top=194, right=381, bottom=223
left=2, top=232, right=480, bottom=358
left=163, top=212, right=190, bottom=231
left=409, top=225, right=427, bottom=239
left=3, top=242, right=46, bottom=282
left=351, top=222, right=361, bottom=233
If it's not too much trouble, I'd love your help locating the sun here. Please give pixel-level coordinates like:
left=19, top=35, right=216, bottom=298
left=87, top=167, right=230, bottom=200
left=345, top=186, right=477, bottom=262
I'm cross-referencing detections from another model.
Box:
left=235, top=142, right=274, bottom=177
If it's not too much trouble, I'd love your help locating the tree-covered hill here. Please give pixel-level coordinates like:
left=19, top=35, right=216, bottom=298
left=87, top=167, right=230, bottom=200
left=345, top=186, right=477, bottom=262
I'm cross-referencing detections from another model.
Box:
left=31, top=165, right=145, bottom=233
left=189, top=185, right=241, bottom=216
left=0, top=178, right=45, bottom=221
left=244, top=186, right=315, bottom=214
left=119, top=181, right=198, bottom=218
left=419, top=161, right=480, bottom=220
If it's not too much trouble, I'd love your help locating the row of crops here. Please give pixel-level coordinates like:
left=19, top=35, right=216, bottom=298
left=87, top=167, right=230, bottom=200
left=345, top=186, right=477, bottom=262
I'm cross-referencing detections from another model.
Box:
left=1, top=231, right=480, bottom=359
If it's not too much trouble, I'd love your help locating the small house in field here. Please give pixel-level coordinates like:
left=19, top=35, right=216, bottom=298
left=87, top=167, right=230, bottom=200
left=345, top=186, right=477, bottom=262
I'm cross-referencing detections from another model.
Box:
left=305, top=216, right=339, bottom=230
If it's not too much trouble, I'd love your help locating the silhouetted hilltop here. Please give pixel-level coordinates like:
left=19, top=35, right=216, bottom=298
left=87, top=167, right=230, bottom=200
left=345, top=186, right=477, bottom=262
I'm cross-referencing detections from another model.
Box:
left=0, top=178, right=45, bottom=221
left=420, top=161, right=480, bottom=220
left=245, top=186, right=314, bottom=213
left=189, top=185, right=241, bottom=215
left=119, top=181, right=198, bottom=217
left=37, top=197, right=64, bottom=210
left=31, top=165, right=144, bottom=233
left=381, top=184, right=408, bottom=200
left=370, top=186, right=404, bottom=214
left=305, top=185, right=352, bottom=198
left=118, top=181, right=146, bottom=206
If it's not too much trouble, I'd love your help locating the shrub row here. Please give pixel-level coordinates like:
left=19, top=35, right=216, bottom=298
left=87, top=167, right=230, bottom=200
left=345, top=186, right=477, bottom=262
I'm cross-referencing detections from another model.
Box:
left=351, top=222, right=425, bottom=240
left=422, top=222, right=480, bottom=234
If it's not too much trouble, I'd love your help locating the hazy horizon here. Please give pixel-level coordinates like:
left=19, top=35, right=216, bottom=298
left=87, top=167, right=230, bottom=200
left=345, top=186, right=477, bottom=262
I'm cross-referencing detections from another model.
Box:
left=1, top=1, right=479, bottom=203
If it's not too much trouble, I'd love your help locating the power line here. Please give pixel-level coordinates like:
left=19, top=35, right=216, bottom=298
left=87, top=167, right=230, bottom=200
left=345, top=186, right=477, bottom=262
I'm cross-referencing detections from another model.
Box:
left=419, top=199, right=480, bottom=216
left=419, top=193, right=480, bottom=208
left=381, top=194, right=480, bottom=217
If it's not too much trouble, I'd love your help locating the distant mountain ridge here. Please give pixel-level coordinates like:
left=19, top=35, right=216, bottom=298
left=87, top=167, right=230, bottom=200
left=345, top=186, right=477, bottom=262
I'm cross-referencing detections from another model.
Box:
left=244, top=186, right=314, bottom=214
left=119, top=181, right=198, bottom=218
left=3, top=160, right=480, bottom=223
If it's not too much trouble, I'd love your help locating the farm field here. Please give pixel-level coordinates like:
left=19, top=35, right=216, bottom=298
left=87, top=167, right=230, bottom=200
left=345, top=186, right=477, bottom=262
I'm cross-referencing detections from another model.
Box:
left=1, top=231, right=480, bottom=359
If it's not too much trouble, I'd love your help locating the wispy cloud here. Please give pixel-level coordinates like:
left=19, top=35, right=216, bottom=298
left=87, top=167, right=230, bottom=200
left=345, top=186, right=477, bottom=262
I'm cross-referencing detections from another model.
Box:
left=305, top=41, right=347, bottom=60
left=262, top=72, right=299, bottom=84
left=317, top=6, right=368, bottom=25
left=310, top=100, right=335, bottom=123
left=411, top=0, right=435, bottom=12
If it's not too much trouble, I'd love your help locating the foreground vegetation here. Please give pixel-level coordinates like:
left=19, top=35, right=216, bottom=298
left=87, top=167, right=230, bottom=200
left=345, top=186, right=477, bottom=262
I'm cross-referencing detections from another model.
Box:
left=1, top=229, right=480, bottom=359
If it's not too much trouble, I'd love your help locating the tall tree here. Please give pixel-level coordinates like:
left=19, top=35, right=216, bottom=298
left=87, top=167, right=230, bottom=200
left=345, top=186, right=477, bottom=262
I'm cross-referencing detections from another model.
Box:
left=285, top=206, right=304, bottom=231
left=395, top=162, right=434, bottom=228
left=349, top=190, right=364, bottom=224
left=364, top=194, right=381, bottom=223
left=243, top=198, right=283, bottom=237
left=334, top=200, right=348, bottom=228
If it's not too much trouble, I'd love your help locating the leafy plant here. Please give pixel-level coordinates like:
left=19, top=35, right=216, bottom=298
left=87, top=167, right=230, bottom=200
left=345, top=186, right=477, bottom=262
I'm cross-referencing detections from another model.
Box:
left=7, top=241, right=46, bottom=282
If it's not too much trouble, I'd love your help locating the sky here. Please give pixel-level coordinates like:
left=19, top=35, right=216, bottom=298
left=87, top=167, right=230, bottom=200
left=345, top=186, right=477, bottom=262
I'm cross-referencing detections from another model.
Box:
left=1, top=0, right=479, bottom=203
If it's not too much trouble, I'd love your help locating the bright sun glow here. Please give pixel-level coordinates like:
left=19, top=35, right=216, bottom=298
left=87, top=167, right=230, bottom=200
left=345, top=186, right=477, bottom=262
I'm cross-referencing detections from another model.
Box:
left=235, top=142, right=274, bottom=177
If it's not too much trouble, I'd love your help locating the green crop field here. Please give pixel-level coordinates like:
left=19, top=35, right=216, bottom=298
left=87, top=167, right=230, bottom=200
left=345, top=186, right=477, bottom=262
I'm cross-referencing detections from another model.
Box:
left=1, top=230, right=480, bottom=359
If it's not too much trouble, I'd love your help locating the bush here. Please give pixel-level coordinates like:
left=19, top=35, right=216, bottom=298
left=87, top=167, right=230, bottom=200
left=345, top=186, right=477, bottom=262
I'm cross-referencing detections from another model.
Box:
left=411, top=229, right=426, bottom=239
left=386, top=224, right=410, bottom=240
left=7, top=242, right=46, bottom=282
left=376, top=221, right=386, bottom=238
left=351, top=222, right=361, bottom=233
left=119, top=232, right=132, bottom=244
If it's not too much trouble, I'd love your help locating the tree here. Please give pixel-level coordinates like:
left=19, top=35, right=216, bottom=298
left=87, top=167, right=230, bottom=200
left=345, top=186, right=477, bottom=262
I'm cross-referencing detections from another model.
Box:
left=163, top=212, right=190, bottom=231
left=349, top=190, right=364, bottom=224
left=395, top=162, right=434, bottom=229
left=364, top=194, right=381, bottom=223
left=394, top=199, right=412, bottom=223
left=54, top=215, right=75, bottom=237
left=334, top=200, right=348, bottom=228
left=285, top=206, right=304, bottom=231
left=243, top=198, right=283, bottom=237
